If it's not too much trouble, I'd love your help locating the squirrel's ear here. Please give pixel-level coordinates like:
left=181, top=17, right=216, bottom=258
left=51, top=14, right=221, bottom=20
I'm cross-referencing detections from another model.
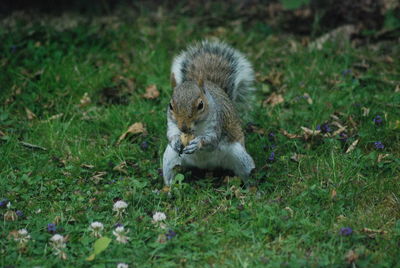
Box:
left=171, top=73, right=177, bottom=88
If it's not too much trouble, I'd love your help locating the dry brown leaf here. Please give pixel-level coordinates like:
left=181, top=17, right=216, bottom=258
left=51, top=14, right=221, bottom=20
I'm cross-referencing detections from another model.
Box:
left=117, top=122, right=147, bottom=144
left=301, top=126, right=321, bottom=137
left=330, top=114, right=340, bottom=121
left=53, top=215, right=62, bottom=224
left=309, top=25, right=357, bottom=50
left=303, top=93, right=313, bottom=104
left=345, top=250, right=359, bottom=264
left=263, top=92, right=284, bottom=107
left=81, top=164, right=94, bottom=169
left=79, top=92, right=91, bottom=107
left=331, top=120, right=344, bottom=128
left=249, top=186, right=258, bottom=193
left=281, top=129, right=301, bottom=139
left=25, top=107, right=36, bottom=120
left=90, top=171, right=107, bottom=184
left=361, top=227, right=387, bottom=235
left=345, top=139, right=359, bottom=153
left=161, top=186, right=170, bottom=193
left=43, top=113, right=64, bottom=123
left=290, top=153, right=305, bottom=162
left=258, top=70, right=284, bottom=87
left=113, top=161, right=128, bottom=174
left=377, top=154, right=390, bottom=163
left=348, top=116, right=357, bottom=129
left=361, top=107, right=370, bottom=117
left=8, top=230, right=19, bottom=240
left=143, top=84, right=160, bottom=99
left=332, top=126, right=347, bottom=136
left=284, top=206, right=294, bottom=217
left=331, top=189, right=337, bottom=199
left=0, top=130, right=6, bottom=137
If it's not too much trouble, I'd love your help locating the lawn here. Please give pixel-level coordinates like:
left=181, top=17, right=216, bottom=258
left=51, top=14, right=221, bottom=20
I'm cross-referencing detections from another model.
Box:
left=1, top=4, right=400, bottom=267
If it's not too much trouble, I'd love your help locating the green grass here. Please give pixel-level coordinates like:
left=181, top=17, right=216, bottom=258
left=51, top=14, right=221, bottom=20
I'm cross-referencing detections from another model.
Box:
left=1, top=8, right=400, bottom=267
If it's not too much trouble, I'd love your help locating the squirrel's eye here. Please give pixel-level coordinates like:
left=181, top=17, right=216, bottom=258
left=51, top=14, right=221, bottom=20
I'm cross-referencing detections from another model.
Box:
left=169, top=103, right=173, bottom=111
left=198, top=100, right=204, bottom=111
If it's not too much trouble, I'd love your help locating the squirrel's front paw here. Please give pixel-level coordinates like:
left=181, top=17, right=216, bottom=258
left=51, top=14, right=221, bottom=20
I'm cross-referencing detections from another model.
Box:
left=183, top=137, right=202, bottom=154
left=171, top=136, right=184, bottom=154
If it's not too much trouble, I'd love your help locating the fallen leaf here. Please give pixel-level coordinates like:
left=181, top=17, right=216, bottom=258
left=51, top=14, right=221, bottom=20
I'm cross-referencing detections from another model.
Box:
left=25, top=107, right=36, bottom=120
left=53, top=215, right=62, bottom=224
left=90, top=171, right=107, bottom=184
left=113, top=161, right=128, bottom=174
left=143, top=84, right=160, bottom=99
left=332, top=126, right=347, bottom=136
left=263, top=92, right=284, bottom=107
left=345, top=139, right=359, bottom=153
left=161, top=186, right=170, bottom=193
left=290, top=153, right=305, bottom=162
left=301, top=127, right=321, bottom=140
left=361, top=227, right=387, bottom=235
left=258, top=70, right=283, bottom=86
left=331, top=189, right=337, bottom=199
left=42, top=113, right=64, bottom=123
left=377, top=154, right=390, bottom=163
left=309, top=25, right=357, bottom=50
left=81, top=164, right=94, bottom=169
left=345, top=250, right=359, bottom=264
left=348, top=116, right=357, bottom=129
left=80, top=92, right=91, bottom=107
left=284, top=206, right=294, bottom=217
left=303, top=93, right=313, bottom=104
left=281, top=129, right=301, bottom=139
left=8, top=230, right=19, bottom=240
left=361, top=107, right=370, bottom=117
left=156, top=234, right=167, bottom=244
left=117, top=122, right=147, bottom=144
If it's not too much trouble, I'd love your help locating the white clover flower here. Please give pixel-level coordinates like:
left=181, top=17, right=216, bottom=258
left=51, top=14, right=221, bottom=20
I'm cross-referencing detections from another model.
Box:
left=18, top=229, right=29, bottom=236
left=152, top=212, right=166, bottom=222
left=50, top=234, right=67, bottom=259
left=113, top=226, right=130, bottom=244
left=113, top=200, right=128, bottom=217
left=14, top=229, right=31, bottom=245
left=50, top=234, right=65, bottom=244
left=89, top=221, right=104, bottom=238
left=117, top=263, right=129, bottom=268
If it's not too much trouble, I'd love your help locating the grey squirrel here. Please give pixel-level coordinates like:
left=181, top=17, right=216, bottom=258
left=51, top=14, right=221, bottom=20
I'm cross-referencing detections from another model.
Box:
left=162, top=40, right=255, bottom=185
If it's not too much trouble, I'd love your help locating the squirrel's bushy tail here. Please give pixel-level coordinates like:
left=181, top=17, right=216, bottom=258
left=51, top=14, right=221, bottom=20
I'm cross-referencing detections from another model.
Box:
left=171, top=40, right=255, bottom=115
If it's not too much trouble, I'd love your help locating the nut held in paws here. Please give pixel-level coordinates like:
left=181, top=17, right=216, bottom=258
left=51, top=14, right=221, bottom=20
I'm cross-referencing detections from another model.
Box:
left=180, top=133, right=194, bottom=146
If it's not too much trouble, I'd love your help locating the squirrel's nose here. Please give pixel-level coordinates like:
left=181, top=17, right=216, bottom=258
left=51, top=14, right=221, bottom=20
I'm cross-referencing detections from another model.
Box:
left=181, top=124, right=190, bottom=133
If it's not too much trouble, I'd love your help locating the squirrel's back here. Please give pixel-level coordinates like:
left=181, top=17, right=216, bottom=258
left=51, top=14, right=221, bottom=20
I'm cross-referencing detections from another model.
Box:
left=171, top=40, right=255, bottom=111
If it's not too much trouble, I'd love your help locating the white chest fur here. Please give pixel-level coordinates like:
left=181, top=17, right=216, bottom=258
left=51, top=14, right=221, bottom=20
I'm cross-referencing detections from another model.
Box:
left=181, top=140, right=243, bottom=171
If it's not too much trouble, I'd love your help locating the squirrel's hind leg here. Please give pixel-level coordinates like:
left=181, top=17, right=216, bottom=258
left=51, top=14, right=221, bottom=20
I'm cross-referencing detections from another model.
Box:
left=162, top=145, right=182, bottom=185
left=224, top=142, right=255, bottom=185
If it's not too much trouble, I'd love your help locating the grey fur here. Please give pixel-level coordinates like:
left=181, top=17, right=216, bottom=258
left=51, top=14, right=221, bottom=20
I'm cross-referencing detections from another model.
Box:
left=172, top=40, right=255, bottom=115
left=163, top=40, right=256, bottom=186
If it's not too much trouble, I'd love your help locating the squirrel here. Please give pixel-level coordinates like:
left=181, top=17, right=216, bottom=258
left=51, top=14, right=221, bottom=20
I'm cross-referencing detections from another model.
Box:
left=162, top=40, right=255, bottom=186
